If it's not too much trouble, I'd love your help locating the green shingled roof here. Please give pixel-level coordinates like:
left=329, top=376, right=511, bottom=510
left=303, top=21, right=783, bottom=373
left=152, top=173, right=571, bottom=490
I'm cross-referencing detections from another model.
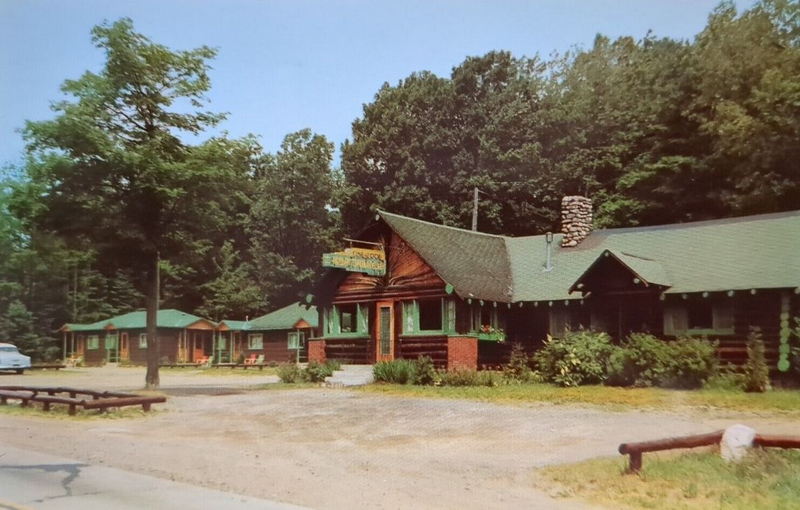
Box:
left=218, top=320, right=250, bottom=331
left=569, top=249, right=672, bottom=293
left=62, top=309, right=212, bottom=332
left=379, top=211, right=514, bottom=303
left=242, top=302, right=318, bottom=331
left=378, top=209, right=800, bottom=303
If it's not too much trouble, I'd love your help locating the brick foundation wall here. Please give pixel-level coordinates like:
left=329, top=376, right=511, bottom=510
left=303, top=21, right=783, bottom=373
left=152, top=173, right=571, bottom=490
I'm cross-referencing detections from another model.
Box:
left=447, top=336, right=478, bottom=371
left=308, top=339, right=326, bottom=364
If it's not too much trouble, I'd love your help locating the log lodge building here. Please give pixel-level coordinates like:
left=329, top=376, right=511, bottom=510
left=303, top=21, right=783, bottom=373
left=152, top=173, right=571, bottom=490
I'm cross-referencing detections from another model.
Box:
left=309, top=198, right=800, bottom=371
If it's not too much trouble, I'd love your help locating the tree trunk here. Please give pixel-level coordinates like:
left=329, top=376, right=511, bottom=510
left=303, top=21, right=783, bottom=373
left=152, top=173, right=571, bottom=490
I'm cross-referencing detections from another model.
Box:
left=145, top=251, right=160, bottom=389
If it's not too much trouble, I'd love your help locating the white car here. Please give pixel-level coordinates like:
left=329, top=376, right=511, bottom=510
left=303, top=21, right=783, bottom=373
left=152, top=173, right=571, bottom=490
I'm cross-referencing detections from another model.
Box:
left=0, top=343, right=31, bottom=374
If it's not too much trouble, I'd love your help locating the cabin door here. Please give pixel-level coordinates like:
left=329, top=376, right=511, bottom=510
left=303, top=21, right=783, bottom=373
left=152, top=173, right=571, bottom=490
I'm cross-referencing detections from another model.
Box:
left=375, top=301, right=395, bottom=362
left=120, top=333, right=129, bottom=360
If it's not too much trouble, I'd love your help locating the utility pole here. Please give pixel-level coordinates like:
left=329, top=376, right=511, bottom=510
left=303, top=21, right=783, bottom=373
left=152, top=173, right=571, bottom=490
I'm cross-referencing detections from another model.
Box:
left=72, top=259, right=78, bottom=322
left=471, top=187, right=479, bottom=231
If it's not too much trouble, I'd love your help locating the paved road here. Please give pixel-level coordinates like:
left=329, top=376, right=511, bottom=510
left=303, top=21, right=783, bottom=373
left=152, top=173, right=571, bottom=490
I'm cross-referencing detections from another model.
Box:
left=0, top=444, right=307, bottom=510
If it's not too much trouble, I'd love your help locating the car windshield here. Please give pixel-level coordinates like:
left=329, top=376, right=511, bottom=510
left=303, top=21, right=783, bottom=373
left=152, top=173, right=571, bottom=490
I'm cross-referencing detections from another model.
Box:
left=0, top=346, right=19, bottom=353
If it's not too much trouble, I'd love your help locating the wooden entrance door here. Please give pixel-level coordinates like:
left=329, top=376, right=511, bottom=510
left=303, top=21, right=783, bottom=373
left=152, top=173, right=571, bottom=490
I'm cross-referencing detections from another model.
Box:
left=375, top=301, right=395, bottom=362
left=120, top=333, right=129, bottom=360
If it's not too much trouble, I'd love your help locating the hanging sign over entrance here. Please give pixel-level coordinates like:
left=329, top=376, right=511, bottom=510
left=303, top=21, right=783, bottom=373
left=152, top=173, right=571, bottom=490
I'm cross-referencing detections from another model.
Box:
left=322, top=246, right=386, bottom=276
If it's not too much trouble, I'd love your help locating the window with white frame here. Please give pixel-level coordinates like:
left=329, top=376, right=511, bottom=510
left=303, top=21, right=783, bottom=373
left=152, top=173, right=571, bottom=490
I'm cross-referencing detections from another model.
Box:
left=139, top=333, right=148, bottom=348
left=248, top=333, right=263, bottom=350
left=87, top=335, right=99, bottom=350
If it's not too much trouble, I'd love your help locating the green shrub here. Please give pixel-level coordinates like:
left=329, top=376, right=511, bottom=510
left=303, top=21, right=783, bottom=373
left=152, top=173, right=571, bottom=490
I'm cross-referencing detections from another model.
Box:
left=704, top=365, right=746, bottom=391
left=325, top=359, right=342, bottom=372
left=439, top=369, right=500, bottom=387
left=304, top=360, right=334, bottom=382
left=743, top=327, right=770, bottom=393
left=535, top=330, right=616, bottom=387
left=413, top=356, right=437, bottom=385
left=606, top=333, right=671, bottom=387
left=605, top=333, right=718, bottom=389
left=373, top=359, right=416, bottom=384
left=504, top=343, right=535, bottom=383
left=277, top=363, right=302, bottom=383
left=664, top=336, right=719, bottom=389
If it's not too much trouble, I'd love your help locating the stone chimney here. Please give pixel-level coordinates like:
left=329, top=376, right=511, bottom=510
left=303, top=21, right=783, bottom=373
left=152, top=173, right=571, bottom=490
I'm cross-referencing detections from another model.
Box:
left=561, top=196, right=592, bottom=247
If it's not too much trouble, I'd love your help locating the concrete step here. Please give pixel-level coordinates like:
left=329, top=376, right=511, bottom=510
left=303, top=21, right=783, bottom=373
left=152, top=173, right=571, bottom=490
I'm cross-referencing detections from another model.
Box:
left=324, top=364, right=374, bottom=387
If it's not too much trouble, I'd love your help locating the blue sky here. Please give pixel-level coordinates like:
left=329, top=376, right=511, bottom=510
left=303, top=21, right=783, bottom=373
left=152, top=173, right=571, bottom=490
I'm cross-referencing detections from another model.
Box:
left=0, top=0, right=755, bottom=169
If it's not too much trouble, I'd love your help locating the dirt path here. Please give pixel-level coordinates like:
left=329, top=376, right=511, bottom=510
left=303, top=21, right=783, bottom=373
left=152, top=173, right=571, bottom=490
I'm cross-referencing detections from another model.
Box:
left=1, top=369, right=797, bottom=509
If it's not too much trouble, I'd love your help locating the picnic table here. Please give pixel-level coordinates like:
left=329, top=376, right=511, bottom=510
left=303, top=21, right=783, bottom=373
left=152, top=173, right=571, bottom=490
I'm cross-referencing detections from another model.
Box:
left=0, top=385, right=166, bottom=415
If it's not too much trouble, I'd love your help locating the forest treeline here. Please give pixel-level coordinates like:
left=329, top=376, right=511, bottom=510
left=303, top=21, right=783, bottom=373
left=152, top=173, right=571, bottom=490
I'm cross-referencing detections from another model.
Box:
left=1, top=1, right=797, bottom=359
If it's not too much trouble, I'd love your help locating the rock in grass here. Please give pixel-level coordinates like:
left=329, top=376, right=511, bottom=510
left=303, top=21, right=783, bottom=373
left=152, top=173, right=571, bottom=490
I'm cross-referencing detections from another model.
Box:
left=721, top=424, right=756, bottom=462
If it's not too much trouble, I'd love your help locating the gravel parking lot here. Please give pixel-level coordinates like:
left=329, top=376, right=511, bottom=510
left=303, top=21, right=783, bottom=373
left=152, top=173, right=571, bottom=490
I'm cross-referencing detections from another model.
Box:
left=0, top=367, right=796, bottom=509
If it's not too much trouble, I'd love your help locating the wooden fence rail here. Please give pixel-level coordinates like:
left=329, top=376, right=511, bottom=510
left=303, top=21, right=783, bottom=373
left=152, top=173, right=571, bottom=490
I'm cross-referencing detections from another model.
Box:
left=619, top=430, right=800, bottom=473
left=0, top=385, right=165, bottom=415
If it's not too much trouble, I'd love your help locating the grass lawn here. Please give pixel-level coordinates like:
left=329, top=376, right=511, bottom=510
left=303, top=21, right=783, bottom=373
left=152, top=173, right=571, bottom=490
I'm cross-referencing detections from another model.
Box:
left=254, top=382, right=319, bottom=390
left=360, top=382, right=800, bottom=414
left=539, top=448, right=800, bottom=510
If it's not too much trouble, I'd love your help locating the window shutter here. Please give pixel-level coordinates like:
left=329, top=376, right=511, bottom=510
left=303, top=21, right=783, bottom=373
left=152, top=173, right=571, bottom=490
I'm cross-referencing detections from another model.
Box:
left=446, top=299, right=456, bottom=333
left=549, top=309, right=568, bottom=337
left=358, top=304, right=369, bottom=333
left=403, top=301, right=415, bottom=333
left=712, top=302, right=734, bottom=332
left=663, top=305, right=688, bottom=336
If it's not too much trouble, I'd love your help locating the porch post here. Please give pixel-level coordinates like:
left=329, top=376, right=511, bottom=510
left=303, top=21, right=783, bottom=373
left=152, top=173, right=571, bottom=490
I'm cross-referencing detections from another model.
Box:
left=62, top=331, right=67, bottom=361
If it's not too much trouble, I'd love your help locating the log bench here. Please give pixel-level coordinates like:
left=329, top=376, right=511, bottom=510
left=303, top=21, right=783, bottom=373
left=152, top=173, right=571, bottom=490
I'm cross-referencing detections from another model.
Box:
left=0, top=386, right=166, bottom=415
left=619, top=430, right=800, bottom=472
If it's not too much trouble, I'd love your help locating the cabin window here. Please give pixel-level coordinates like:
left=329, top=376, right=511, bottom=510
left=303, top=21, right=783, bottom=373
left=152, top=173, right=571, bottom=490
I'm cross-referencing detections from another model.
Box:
left=325, top=303, right=369, bottom=337
left=216, top=336, right=226, bottom=349
left=338, top=303, right=357, bottom=333
left=470, top=304, right=499, bottom=332
left=688, top=301, right=713, bottom=330
left=663, top=299, right=734, bottom=336
left=105, top=334, right=118, bottom=349
left=87, top=335, right=99, bottom=350
left=139, top=333, right=148, bottom=348
left=418, top=299, right=442, bottom=331
left=288, top=331, right=305, bottom=350
left=549, top=307, right=588, bottom=337
left=248, top=333, right=263, bottom=350
left=401, top=298, right=453, bottom=335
